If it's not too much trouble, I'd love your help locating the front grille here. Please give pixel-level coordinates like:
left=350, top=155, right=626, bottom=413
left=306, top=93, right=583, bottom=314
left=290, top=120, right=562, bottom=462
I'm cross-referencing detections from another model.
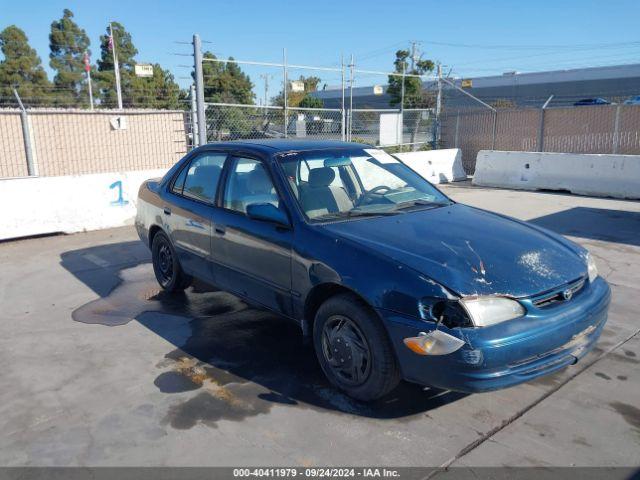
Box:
left=508, top=322, right=598, bottom=369
left=531, top=277, right=586, bottom=309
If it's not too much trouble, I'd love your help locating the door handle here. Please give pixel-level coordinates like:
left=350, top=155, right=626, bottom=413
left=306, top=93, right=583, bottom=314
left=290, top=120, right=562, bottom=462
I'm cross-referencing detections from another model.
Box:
left=215, top=225, right=226, bottom=235
left=163, top=207, right=172, bottom=216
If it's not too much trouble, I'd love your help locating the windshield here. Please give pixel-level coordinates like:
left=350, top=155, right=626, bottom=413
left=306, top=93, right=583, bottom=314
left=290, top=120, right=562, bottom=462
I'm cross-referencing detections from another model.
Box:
left=277, top=147, right=451, bottom=220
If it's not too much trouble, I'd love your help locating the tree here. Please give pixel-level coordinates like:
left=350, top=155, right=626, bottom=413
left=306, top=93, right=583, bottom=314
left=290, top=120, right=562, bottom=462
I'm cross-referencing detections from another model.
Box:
left=95, top=21, right=184, bottom=109
left=49, top=9, right=91, bottom=107
left=387, top=49, right=435, bottom=108
left=387, top=49, right=435, bottom=149
left=200, top=52, right=254, bottom=104
left=0, top=26, right=51, bottom=107
left=95, top=21, right=138, bottom=107
left=299, top=95, right=323, bottom=108
left=199, top=52, right=255, bottom=139
left=273, top=75, right=322, bottom=107
left=130, top=63, right=182, bottom=109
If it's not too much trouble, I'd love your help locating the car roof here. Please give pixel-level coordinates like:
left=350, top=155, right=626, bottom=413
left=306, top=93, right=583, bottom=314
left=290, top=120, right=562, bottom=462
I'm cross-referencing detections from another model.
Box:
left=200, top=139, right=371, bottom=155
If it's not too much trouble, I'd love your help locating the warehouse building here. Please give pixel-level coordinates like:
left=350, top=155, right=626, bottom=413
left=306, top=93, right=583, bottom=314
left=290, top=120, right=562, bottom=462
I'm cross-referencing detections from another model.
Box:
left=311, top=63, right=640, bottom=109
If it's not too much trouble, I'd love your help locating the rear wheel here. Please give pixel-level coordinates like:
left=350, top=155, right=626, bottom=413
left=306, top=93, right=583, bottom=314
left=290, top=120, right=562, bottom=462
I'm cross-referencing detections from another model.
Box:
left=151, top=231, right=192, bottom=292
left=313, top=293, right=400, bottom=401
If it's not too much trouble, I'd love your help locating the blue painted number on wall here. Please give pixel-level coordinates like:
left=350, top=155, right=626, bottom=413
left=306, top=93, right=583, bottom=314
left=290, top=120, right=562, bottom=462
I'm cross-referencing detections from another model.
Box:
left=109, top=180, right=129, bottom=206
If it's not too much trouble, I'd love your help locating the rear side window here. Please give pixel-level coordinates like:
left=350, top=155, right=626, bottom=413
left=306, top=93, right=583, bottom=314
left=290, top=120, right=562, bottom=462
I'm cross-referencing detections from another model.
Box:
left=172, top=153, right=227, bottom=203
left=171, top=165, right=189, bottom=194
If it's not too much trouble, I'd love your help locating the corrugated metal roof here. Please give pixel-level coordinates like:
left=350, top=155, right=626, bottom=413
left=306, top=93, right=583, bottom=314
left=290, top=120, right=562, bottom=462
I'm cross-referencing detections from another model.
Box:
left=314, top=63, right=640, bottom=97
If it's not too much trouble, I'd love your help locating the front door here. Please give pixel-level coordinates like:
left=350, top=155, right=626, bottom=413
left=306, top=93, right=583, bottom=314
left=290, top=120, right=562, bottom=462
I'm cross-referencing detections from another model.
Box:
left=211, top=155, right=294, bottom=316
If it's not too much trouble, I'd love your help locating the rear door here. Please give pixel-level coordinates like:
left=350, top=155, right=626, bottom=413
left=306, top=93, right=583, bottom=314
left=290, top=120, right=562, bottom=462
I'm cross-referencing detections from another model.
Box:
left=164, top=151, right=227, bottom=283
left=211, top=155, right=294, bottom=315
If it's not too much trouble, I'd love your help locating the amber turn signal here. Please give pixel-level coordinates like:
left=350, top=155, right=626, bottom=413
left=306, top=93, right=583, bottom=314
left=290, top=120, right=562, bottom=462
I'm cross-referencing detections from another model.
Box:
left=403, top=336, right=435, bottom=355
left=403, top=330, right=466, bottom=356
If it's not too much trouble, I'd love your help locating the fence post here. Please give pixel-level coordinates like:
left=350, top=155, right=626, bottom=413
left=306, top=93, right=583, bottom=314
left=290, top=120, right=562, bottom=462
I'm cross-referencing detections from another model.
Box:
left=190, top=84, right=199, bottom=148
left=537, top=108, right=545, bottom=152
left=13, top=89, right=37, bottom=176
left=341, top=54, right=346, bottom=141
left=491, top=110, right=497, bottom=150
left=454, top=110, right=460, bottom=148
left=193, top=34, right=207, bottom=146
left=613, top=104, right=621, bottom=154
left=283, top=48, right=288, bottom=138
left=349, top=54, right=354, bottom=142
left=538, top=95, right=554, bottom=152
left=432, top=63, right=442, bottom=149
left=399, top=63, right=405, bottom=151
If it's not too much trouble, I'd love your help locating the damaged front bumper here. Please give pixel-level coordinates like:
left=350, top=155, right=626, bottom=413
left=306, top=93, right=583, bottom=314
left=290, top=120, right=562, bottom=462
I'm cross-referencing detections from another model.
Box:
left=379, top=276, right=611, bottom=393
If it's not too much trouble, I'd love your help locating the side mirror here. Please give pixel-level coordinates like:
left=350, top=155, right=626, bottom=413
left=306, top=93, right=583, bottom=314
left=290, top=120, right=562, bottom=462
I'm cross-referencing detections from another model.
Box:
left=246, top=203, right=290, bottom=227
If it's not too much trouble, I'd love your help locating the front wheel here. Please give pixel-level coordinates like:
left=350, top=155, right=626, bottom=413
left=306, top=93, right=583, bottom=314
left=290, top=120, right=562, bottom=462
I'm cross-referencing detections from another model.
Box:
left=313, top=293, right=400, bottom=401
left=151, top=231, right=192, bottom=292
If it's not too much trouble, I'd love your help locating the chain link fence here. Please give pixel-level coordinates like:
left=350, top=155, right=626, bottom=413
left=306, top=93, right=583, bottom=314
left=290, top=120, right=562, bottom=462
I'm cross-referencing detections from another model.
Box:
left=286, top=107, right=344, bottom=140
left=201, top=103, right=345, bottom=142
left=200, top=103, right=432, bottom=149
left=348, top=108, right=433, bottom=150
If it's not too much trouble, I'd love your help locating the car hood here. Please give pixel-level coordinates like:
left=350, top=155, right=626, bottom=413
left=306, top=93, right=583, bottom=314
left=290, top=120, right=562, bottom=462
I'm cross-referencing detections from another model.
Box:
left=322, top=203, right=587, bottom=298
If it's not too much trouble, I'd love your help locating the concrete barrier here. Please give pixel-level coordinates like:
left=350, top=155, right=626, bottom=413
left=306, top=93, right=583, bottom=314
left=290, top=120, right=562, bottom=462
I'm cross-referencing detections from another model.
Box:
left=394, top=148, right=466, bottom=184
left=0, top=169, right=167, bottom=240
left=473, top=150, right=640, bottom=200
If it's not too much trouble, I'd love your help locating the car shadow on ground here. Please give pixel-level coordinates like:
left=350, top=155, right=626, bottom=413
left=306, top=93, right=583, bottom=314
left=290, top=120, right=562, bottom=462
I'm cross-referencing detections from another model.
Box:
left=529, top=206, right=640, bottom=247
left=60, top=241, right=467, bottom=425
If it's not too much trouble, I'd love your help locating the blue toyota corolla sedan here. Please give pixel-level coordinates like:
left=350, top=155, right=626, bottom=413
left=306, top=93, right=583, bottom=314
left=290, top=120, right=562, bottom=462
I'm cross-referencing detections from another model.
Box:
left=135, top=140, right=611, bottom=401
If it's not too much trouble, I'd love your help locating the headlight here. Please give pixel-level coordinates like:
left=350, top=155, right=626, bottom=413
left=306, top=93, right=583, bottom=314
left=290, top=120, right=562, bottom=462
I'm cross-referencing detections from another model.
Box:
left=460, top=297, right=525, bottom=327
left=587, top=253, right=598, bottom=283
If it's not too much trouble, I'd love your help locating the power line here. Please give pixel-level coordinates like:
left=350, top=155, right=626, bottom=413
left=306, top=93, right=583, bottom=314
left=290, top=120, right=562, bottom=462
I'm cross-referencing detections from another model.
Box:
left=418, top=39, right=640, bottom=51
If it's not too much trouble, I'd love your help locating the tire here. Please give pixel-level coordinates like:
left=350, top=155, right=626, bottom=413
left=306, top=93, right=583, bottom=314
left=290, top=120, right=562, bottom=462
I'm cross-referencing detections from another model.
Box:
left=151, top=231, right=192, bottom=292
left=313, top=293, right=400, bottom=401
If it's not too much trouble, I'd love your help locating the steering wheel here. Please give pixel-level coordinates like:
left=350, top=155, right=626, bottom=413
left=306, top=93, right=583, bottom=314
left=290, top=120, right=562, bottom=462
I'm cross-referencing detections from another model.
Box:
left=355, top=185, right=392, bottom=207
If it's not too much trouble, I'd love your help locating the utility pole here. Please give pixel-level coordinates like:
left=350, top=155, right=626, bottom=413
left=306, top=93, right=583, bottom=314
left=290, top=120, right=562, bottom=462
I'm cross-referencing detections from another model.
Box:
left=260, top=73, right=272, bottom=109
left=410, top=41, right=421, bottom=71
left=436, top=63, right=442, bottom=117
left=109, top=23, right=123, bottom=110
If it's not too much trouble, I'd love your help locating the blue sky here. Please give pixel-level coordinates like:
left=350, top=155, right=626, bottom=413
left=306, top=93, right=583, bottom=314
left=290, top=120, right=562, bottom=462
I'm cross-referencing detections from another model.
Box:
left=2, top=0, right=640, bottom=97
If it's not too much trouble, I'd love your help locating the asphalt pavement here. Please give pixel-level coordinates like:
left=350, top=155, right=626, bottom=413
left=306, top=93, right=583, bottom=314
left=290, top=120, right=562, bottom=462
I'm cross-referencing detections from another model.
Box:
left=0, top=184, right=638, bottom=468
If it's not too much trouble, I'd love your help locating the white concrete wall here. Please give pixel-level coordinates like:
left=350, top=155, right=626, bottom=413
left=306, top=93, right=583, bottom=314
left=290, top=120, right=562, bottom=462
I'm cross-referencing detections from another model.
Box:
left=0, top=169, right=168, bottom=240
left=473, top=150, right=640, bottom=200
left=394, top=148, right=466, bottom=184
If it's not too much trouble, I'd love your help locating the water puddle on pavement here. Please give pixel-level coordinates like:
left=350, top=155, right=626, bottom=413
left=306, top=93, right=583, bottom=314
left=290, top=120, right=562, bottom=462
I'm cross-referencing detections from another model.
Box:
left=72, top=264, right=464, bottom=429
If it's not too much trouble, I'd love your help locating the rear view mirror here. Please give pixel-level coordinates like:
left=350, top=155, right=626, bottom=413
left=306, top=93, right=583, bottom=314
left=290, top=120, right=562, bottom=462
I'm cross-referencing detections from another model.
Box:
left=324, top=157, right=352, bottom=168
left=246, top=203, right=290, bottom=227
